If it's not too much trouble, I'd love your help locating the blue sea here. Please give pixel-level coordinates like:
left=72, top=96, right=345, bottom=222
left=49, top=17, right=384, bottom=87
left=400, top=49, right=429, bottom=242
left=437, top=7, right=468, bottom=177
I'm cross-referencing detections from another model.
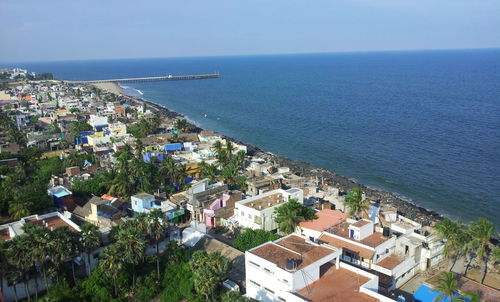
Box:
left=4, top=50, right=500, bottom=226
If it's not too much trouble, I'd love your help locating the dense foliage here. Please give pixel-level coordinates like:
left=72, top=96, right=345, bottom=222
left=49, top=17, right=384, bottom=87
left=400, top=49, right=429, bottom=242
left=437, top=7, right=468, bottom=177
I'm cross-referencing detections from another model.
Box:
left=274, top=198, right=317, bottom=234
left=126, top=115, right=160, bottom=139
left=0, top=147, right=96, bottom=220
left=233, top=228, right=281, bottom=252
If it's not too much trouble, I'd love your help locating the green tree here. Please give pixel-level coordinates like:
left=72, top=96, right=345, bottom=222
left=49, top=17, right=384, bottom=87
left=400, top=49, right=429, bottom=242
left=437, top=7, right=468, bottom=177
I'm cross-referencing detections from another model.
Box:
left=174, top=118, right=190, bottom=132
left=144, top=209, right=169, bottom=281
left=461, top=291, right=480, bottom=302
left=233, top=228, right=281, bottom=252
left=80, top=223, right=101, bottom=276
left=468, top=217, right=495, bottom=284
left=343, top=187, right=370, bottom=217
left=434, top=218, right=471, bottom=272
left=274, top=198, right=317, bottom=234
left=220, top=291, right=257, bottom=302
left=115, top=224, right=146, bottom=287
left=199, top=161, right=220, bottom=183
left=190, top=251, right=229, bottom=301
left=99, top=245, right=124, bottom=297
left=430, top=271, right=465, bottom=302
left=8, top=235, right=33, bottom=301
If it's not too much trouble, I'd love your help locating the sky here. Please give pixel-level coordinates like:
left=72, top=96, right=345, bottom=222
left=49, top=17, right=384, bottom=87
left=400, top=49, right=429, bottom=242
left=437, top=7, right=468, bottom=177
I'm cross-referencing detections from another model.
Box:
left=0, top=0, right=499, bottom=62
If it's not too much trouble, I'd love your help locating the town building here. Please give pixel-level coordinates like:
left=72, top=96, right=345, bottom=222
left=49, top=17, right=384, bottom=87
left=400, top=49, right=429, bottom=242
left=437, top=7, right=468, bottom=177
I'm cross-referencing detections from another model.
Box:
left=245, top=234, right=395, bottom=302
left=234, top=188, right=303, bottom=231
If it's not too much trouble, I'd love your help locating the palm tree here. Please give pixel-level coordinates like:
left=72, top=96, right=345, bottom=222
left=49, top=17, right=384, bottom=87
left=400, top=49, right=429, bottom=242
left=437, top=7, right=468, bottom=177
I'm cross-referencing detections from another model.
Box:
left=343, top=187, right=370, bottom=217
left=468, top=217, right=495, bottom=284
left=0, top=239, right=10, bottom=302
left=80, top=223, right=101, bottom=276
left=174, top=118, right=189, bottom=132
left=100, top=245, right=124, bottom=297
left=430, top=271, right=465, bottom=302
left=115, top=226, right=146, bottom=287
left=274, top=198, right=317, bottom=234
left=145, top=209, right=169, bottom=281
left=8, top=201, right=30, bottom=220
left=46, top=227, right=72, bottom=282
left=8, top=235, right=33, bottom=301
left=434, top=218, right=470, bottom=272
left=198, top=161, right=220, bottom=183
left=461, top=291, right=480, bottom=302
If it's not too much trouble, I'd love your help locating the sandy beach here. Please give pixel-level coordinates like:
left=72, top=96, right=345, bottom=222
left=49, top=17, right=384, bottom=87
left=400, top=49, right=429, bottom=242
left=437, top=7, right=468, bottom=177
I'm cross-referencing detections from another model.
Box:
left=93, top=82, right=124, bottom=95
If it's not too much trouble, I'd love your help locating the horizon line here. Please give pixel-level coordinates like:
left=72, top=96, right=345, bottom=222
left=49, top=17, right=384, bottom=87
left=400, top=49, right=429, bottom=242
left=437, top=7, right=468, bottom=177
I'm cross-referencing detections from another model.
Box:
left=1, top=46, right=499, bottom=65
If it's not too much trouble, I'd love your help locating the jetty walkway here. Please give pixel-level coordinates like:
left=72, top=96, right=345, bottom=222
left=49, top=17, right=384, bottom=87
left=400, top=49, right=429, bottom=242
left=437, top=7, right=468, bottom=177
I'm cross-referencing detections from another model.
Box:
left=76, top=73, right=219, bottom=84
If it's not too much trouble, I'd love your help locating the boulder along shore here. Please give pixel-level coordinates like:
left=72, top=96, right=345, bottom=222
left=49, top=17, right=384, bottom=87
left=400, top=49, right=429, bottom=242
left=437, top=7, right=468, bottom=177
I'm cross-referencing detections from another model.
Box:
left=94, top=82, right=444, bottom=226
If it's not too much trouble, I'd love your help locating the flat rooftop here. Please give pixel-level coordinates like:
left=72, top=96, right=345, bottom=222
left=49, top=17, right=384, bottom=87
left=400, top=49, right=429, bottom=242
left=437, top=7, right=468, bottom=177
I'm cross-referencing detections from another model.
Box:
left=26, top=215, right=78, bottom=232
left=249, top=235, right=335, bottom=271
left=327, top=222, right=389, bottom=247
left=242, top=193, right=285, bottom=210
left=0, top=228, right=11, bottom=240
left=299, top=209, right=348, bottom=232
left=376, top=254, right=405, bottom=270
left=295, top=266, right=378, bottom=302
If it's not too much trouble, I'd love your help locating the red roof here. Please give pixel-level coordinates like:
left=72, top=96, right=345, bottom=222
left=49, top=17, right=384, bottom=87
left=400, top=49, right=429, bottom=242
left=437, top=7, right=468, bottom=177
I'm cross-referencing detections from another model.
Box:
left=299, top=209, right=348, bottom=232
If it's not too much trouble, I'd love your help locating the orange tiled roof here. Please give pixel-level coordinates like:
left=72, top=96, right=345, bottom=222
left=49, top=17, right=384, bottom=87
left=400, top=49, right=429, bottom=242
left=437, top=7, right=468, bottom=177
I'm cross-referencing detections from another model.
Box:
left=299, top=209, right=348, bottom=232
left=26, top=216, right=78, bottom=232
left=250, top=235, right=335, bottom=271
left=377, top=254, right=404, bottom=270
left=295, top=266, right=378, bottom=302
left=0, top=228, right=11, bottom=241
left=328, top=222, right=388, bottom=247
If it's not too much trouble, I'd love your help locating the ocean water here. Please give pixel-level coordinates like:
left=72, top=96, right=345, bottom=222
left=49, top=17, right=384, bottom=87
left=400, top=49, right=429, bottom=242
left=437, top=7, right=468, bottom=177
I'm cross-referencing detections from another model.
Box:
left=4, top=50, right=500, bottom=226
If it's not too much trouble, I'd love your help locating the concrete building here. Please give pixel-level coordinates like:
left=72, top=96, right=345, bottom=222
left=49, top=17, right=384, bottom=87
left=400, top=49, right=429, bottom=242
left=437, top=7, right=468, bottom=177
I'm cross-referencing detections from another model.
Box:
left=235, top=188, right=303, bottom=231
left=245, top=234, right=395, bottom=302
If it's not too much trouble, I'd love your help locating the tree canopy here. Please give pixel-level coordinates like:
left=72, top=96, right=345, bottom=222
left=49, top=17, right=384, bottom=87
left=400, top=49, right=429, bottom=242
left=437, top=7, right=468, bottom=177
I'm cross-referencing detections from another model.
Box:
left=274, top=198, right=317, bottom=234
left=233, top=228, right=281, bottom=252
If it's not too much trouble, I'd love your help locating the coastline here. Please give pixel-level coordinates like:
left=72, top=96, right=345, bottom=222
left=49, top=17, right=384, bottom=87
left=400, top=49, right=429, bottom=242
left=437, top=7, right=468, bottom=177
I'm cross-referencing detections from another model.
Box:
left=97, top=82, right=443, bottom=226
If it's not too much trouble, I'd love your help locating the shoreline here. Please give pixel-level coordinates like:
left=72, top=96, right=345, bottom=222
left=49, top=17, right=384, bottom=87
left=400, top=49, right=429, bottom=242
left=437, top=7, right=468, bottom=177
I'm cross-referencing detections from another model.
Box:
left=94, top=82, right=444, bottom=226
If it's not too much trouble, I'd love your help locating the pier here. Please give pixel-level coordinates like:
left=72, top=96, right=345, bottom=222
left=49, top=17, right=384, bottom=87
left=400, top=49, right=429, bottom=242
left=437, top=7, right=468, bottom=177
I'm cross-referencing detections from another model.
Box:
left=78, top=73, right=219, bottom=84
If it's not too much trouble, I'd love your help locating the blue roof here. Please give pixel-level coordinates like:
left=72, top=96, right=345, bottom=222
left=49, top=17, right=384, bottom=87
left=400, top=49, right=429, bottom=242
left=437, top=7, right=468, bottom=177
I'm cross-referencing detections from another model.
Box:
left=165, top=143, right=182, bottom=151
left=413, top=285, right=469, bottom=302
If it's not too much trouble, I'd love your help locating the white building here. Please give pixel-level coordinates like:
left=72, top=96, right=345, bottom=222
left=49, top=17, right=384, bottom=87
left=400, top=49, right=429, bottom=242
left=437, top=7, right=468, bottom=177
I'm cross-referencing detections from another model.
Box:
left=245, top=234, right=395, bottom=302
left=235, top=188, right=303, bottom=231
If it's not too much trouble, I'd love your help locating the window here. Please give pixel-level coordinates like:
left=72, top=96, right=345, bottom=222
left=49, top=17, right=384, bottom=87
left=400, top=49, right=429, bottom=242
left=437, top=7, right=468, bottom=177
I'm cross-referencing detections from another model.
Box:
left=249, top=261, right=260, bottom=268
left=278, top=298, right=286, bottom=302
left=250, top=280, right=260, bottom=287
left=282, top=279, right=289, bottom=284
left=240, top=211, right=244, bottom=217
left=264, top=287, right=275, bottom=295
left=405, top=245, right=409, bottom=254
left=248, top=214, right=252, bottom=219
left=264, top=268, right=273, bottom=275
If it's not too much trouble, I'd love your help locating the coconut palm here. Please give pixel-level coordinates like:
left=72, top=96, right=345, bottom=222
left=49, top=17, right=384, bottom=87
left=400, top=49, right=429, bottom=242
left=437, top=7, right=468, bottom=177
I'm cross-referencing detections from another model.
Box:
left=8, top=201, right=30, bottom=220
left=80, top=223, right=101, bottom=276
left=343, top=187, right=370, bottom=217
left=430, top=271, right=465, bottom=302
left=434, top=218, right=471, bottom=272
left=461, top=291, right=480, bottom=302
left=8, top=235, right=33, bottom=301
left=115, top=226, right=146, bottom=287
left=198, top=161, right=220, bottom=183
left=100, top=245, right=124, bottom=297
left=274, top=198, right=317, bottom=234
left=145, top=209, right=169, bottom=281
left=468, top=217, right=495, bottom=284
left=0, top=239, right=10, bottom=301
left=174, top=118, right=189, bottom=132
